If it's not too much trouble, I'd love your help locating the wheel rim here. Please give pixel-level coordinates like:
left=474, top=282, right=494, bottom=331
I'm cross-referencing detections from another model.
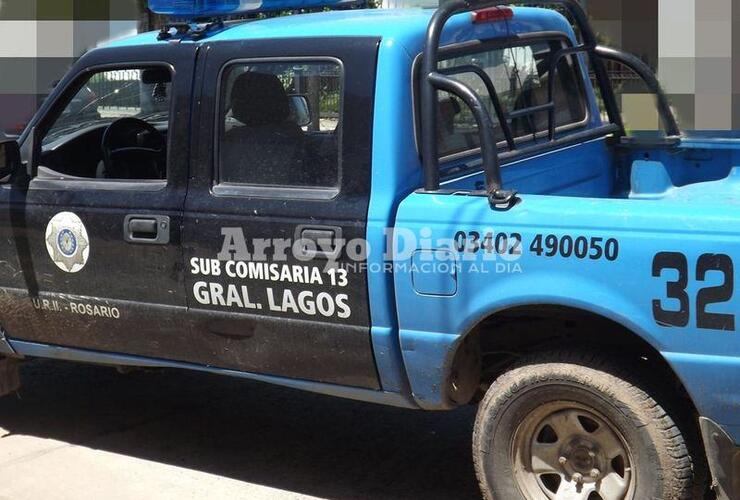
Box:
left=510, top=401, right=634, bottom=500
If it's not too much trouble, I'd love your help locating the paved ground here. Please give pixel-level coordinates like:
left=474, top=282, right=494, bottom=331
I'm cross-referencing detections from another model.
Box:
left=0, top=360, right=481, bottom=500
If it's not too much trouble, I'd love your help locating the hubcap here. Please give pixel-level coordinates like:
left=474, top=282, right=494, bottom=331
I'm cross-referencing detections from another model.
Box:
left=511, top=402, right=633, bottom=500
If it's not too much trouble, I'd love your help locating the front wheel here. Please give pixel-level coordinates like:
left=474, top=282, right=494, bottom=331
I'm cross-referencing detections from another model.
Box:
left=472, top=351, right=706, bottom=500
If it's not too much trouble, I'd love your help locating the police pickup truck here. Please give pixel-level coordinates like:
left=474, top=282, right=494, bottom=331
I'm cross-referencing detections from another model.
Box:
left=1, top=0, right=739, bottom=498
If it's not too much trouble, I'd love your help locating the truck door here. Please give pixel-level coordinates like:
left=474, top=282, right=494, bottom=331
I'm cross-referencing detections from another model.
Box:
left=0, top=44, right=197, bottom=359
left=184, top=38, right=381, bottom=389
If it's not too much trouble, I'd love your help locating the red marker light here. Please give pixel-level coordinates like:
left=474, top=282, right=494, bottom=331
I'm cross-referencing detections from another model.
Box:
left=472, top=7, right=514, bottom=24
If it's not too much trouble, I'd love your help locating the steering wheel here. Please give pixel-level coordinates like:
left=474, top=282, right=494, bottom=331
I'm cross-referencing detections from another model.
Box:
left=101, top=117, right=166, bottom=179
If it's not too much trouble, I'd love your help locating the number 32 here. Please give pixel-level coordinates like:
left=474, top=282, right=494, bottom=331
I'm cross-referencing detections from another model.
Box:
left=652, top=252, right=735, bottom=331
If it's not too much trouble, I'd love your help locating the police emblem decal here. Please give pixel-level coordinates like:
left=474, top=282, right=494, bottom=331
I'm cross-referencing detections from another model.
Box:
left=45, top=212, right=90, bottom=273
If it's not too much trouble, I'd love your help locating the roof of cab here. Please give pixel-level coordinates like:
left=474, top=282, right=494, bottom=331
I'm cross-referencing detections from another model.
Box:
left=103, top=7, right=575, bottom=54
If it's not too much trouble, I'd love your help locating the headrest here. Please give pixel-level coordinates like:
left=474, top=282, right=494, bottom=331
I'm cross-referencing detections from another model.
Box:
left=230, top=72, right=290, bottom=127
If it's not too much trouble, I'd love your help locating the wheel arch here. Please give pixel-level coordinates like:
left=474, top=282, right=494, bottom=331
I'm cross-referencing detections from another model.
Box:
left=444, top=303, right=700, bottom=421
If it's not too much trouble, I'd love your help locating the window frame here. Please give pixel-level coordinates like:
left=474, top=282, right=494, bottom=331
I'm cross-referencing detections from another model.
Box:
left=30, top=61, right=176, bottom=192
left=212, top=56, right=345, bottom=201
left=412, top=32, right=592, bottom=172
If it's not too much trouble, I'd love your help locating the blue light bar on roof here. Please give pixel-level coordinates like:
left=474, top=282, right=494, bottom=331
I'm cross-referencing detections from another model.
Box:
left=149, top=0, right=354, bottom=17
left=150, top=0, right=257, bottom=16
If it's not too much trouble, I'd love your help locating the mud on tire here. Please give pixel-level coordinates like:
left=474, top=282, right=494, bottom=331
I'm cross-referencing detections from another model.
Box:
left=472, top=350, right=708, bottom=500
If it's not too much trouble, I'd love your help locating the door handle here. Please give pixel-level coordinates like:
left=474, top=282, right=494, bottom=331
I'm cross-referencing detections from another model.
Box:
left=296, top=225, right=342, bottom=260
left=124, top=215, right=170, bottom=245
left=129, top=219, right=157, bottom=236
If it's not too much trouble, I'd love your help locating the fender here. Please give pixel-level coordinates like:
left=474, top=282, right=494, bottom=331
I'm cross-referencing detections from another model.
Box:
left=394, top=192, right=740, bottom=428
left=399, top=270, right=657, bottom=410
left=401, top=267, right=740, bottom=430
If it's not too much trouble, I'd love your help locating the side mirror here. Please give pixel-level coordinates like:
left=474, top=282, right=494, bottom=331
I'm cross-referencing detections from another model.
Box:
left=288, top=95, right=312, bottom=128
left=0, top=139, right=21, bottom=181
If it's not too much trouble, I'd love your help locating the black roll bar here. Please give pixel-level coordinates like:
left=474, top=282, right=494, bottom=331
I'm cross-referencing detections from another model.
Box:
left=421, top=0, right=681, bottom=202
left=420, top=0, right=626, bottom=199
left=427, top=72, right=512, bottom=203
left=421, top=0, right=464, bottom=192
left=545, top=45, right=681, bottom=139
left=594, top=45, right=681, bottom=138
left=547, top=44, right=592, bottom=140
left=438, top=64, right=516, bottom=150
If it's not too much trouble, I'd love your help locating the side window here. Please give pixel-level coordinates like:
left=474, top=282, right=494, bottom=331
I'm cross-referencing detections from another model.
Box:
left=40, top=66, right=172, bottom=181
left=217, top=61, right=342, bottom=190
left=436, top=39, right=587, bottom=157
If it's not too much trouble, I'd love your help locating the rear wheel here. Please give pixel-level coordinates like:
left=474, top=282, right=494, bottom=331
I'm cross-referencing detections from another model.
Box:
left=472, top=351, right=706, bottom=500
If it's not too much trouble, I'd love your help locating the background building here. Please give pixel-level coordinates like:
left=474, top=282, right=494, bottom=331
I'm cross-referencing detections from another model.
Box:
left=0, top=0, right=144, bottom=135
left=1, top=0, right=739, bottom=135
left=585, top=0, right=740, bottom=130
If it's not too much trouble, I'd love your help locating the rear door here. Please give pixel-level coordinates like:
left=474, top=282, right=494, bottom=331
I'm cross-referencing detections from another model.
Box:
left=184, top=38, right=381, bottom=388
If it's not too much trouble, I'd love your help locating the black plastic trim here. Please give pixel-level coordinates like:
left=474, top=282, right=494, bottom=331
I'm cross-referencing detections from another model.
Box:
left=31, top=167, right=168, bottom=192
left=700, top=417, right=740, bottom=500
left=212, top=183, right=339, bottom=201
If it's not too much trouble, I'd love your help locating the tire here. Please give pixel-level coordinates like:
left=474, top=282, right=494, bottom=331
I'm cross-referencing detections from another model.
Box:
left=472, top=350, right=707, bottom=500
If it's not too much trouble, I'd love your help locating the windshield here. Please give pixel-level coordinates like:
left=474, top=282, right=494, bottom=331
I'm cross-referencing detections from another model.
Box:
left=44, top=68, right=171, bottom=145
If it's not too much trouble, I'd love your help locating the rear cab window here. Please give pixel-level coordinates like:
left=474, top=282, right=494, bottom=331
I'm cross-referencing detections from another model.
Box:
left=419, top=35, right=590, bottom=172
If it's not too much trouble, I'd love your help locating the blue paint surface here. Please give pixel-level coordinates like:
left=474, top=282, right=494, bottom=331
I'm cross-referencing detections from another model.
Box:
left=104, top=7, right=572, bottom=49
left=411, top=250, right=458, bottom=296
left=394, top=146, right=740, bottom=425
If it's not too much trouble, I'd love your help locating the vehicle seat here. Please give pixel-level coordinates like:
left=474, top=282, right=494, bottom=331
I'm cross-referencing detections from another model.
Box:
left=222, top=72, right=304, bottom=185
